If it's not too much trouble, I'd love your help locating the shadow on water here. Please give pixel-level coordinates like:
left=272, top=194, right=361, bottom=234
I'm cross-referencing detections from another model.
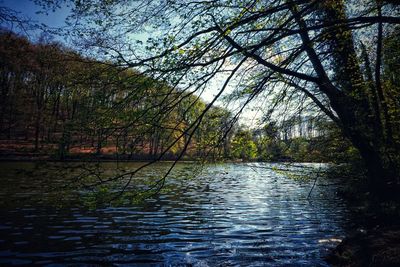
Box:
left=0, top=162, right=349, bottom=266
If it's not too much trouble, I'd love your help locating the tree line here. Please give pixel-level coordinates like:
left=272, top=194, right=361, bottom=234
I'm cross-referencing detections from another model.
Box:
left=0, top=31, right=237, bottom=160
left=1, top=30, right=351, bottom=163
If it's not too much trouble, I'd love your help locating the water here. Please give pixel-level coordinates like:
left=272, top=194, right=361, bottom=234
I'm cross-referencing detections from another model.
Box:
left=0, top=162, right=348, bottom=266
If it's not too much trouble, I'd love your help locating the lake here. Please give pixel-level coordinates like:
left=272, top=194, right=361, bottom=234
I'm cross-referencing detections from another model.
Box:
left=0, top=162, right=349, bottom=266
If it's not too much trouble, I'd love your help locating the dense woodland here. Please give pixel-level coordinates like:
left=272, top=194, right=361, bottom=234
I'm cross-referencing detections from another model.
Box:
left=0, top=31, right=231, bottom=160
left=0, top=31, right=350, bottom=162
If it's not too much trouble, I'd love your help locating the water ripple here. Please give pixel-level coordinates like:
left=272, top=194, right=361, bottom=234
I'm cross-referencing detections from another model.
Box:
left=0, top=162, right=348, bottom=266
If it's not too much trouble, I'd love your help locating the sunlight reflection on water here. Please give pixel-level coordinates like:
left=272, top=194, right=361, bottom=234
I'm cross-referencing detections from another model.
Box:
left=0, top=162, right=348, bottom=266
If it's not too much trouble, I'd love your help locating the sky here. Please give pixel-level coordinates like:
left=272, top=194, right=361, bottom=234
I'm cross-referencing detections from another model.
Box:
left=1, top=0, right=69, bottom=28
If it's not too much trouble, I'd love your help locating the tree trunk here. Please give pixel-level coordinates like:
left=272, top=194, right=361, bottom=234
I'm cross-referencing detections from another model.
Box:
left=34, top=112, right=41, bottom=152
left=310, top=0, right=400, bottom=199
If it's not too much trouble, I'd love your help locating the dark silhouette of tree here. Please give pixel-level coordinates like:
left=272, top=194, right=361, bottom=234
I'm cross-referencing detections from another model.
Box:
left=3, top=0, right=400, bottom=199
left=40, top=0, right=400, bottom=198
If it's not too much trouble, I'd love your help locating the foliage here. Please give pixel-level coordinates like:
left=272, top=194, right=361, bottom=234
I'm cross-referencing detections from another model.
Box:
left=230, top=129, right=257, bottom=160
left=3, top=0, right=400, bottom=199
left=0, top=30, right=232, bottom=161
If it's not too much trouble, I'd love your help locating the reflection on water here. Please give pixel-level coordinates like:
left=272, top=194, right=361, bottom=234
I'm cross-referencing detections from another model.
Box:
left=0, top=162, right=348, bottom=266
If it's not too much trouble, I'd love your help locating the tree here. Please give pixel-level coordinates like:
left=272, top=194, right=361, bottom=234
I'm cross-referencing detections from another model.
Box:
left=31, top=0, right=400, bottom=198
left=231, top=129, right=258, bottom=160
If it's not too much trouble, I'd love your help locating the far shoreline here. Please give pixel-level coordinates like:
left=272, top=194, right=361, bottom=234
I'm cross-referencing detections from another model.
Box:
left=0, top=154, right=333, bottom=164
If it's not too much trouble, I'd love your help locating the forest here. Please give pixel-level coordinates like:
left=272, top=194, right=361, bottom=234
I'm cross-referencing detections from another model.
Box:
left=0, top=31, right=350, bottom=163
